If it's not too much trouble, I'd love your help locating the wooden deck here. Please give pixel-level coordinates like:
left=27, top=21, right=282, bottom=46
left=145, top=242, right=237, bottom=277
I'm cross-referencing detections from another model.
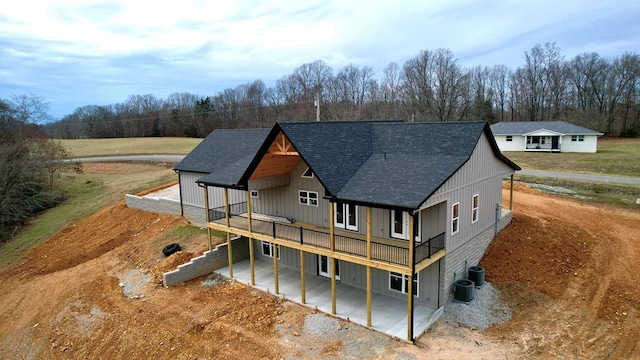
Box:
left=208, top=214, right=445, bottom=274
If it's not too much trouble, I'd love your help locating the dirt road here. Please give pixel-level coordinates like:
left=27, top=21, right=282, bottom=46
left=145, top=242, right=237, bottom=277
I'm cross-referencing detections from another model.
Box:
left=0, top=180, right=639, bottom=359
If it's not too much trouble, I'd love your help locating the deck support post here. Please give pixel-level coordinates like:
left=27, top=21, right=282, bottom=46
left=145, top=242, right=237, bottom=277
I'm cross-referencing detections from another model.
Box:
left=224, top=188, right=233, bottom=278
left=300, top=250, right=306, bottom=304
left=329, top=202, right=335, bottom=252
left=509, top=174, right=514, bottom=210
left=274, top=243, right=279, bottom=294
left=204, top=185, right=212, bottom=251
left=246, top=191, right=255, bottom=286
left=331, top=257, right=337, bottom=314
left=366, top=206, right=372, bottom=327
left=407, top=214, right=415, bottom=342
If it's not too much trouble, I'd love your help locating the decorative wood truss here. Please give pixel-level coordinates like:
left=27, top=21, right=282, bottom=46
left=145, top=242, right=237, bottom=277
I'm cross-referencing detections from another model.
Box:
left=250, top=131, right=301, bottom=180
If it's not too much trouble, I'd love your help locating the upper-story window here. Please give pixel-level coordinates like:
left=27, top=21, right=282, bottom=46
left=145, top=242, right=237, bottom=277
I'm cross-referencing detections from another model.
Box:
left=471, top=194, right=479, bottom=223
left=452, top=202, right=460, bottom=234
left=299, top=190, right=318, bottom=206
left=250, top=190, right=259, bottom=198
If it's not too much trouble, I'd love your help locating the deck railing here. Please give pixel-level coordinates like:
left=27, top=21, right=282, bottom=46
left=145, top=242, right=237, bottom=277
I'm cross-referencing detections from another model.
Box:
left=414, top=232, right=445, bottom=264
left=209, top=202, right=444, bottom=267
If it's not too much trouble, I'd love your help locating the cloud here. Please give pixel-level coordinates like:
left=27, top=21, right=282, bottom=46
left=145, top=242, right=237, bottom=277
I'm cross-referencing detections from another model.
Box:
left=1, top=0, right=639, bottom=118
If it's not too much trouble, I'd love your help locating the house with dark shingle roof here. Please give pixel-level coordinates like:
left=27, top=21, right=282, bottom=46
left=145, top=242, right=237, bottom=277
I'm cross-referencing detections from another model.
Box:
left=173, top=128, right=270, bottom=224
left=177, top=120, right=519, bottom=341
left=490, top=121, right=603, bottom=153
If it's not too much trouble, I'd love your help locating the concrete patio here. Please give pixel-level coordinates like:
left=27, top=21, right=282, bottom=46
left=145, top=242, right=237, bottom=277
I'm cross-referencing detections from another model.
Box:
left=215, top=258, right=442, bottom=340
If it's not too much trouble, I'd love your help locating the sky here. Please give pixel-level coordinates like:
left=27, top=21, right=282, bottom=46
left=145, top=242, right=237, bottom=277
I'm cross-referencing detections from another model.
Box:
left=1, top=0, right=639, bottom=120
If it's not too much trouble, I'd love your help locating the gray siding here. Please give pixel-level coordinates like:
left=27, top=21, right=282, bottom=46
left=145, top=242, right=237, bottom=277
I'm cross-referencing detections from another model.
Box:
left=179, top=171, right=245, bottom=209
left=421, top=132, right=513, bottom=252
left=251, top=161, right=330, bottom=227
left=252, top=238, right=440, bottom=307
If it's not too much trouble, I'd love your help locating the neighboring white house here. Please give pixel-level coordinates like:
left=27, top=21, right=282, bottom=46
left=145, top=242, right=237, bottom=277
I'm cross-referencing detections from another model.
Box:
left=490, top=121, right=604, bottom=153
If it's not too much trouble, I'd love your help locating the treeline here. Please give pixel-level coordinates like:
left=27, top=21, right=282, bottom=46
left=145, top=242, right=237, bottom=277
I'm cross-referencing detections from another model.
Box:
left=44, top=43, right=640, bottom=138
left=0, top=95, right=82, bottom=243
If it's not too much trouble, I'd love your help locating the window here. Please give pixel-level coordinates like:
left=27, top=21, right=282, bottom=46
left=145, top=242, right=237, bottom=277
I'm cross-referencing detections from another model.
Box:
left=391, top=210, right=408, bottom=239
left=299, top=190, right=318, bottom=206
left=334, top=203, right=358, bottom=231
left=578, top=135, right=584, bottom=142
left=505, top=135, right=513, bottom=142
left=250, top=190, right=259, bottom=198
left=261, top=241, right=280, bottom=258
left=471, top=194, right=479, bottom=223
left=571, top=135, right=584, bottom=142
left=302, top=167, right=314, bottom=178
left=451, top=202, right=459, bottom=234
left=389, top=271, right=418, bottom=296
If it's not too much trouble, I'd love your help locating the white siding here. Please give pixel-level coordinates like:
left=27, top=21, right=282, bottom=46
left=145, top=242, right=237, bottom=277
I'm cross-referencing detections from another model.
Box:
left=561, top=135, right=599, bottom=153
left=493, top=135, right=525, bottom=151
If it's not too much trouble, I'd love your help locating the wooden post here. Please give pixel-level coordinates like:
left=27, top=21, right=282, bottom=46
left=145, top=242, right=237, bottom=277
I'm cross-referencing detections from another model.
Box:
left=224, top=188, right=233, bottom=278
left=331, top=257, right=336, bottom=314
left=204, top=186, right=212, bottom=251
left=407, top=214, right=415, bottom=342
left=300, top=250, right=306, bottom=304
left=366, top=206, right=372, bottom=327
left=329, top=202, right=335, bottom=252
left=274, top=243, right=279, bottom=294
left=246, top=191, right=255, bottom=285
left=509, top=174, right=514, bottom=210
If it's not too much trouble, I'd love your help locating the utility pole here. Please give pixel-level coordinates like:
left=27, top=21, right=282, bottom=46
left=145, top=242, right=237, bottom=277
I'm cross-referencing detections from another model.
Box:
left=315, top=93, right=320, bottom=122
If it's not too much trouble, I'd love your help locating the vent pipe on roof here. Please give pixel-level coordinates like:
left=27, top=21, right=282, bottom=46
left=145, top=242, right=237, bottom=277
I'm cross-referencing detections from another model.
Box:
left=384, top=152, right=387, bottom=160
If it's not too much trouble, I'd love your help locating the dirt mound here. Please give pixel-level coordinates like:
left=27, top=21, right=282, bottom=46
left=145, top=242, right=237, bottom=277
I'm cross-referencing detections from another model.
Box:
left=481, top=213, right=594, bottom=298
left=14, top=202, right=185, bottom=276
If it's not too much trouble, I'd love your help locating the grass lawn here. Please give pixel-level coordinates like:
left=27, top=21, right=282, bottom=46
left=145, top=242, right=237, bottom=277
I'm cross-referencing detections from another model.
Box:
left=503, top=137, right=640, bottom=177
left=60, top=137, right=202, bottom=158
left=0, top=163, right=177, bottom=270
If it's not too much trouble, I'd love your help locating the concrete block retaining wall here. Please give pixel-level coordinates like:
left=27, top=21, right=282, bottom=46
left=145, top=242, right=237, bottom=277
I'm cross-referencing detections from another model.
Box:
left=125, top=194, right=181, bottom=216
left=163, top=237, right=250, bottom=286
left=440, top=210, right=513, bottom=305
left=182, top=204, right=207, bottom=227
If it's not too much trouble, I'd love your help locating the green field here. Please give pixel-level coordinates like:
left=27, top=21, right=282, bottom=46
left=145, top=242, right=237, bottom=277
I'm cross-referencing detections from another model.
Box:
left=0, top=163, right=177, bottom=270
left=504, top=137, right=640, bottom=177
left=60, top=137, right=202, bottom=158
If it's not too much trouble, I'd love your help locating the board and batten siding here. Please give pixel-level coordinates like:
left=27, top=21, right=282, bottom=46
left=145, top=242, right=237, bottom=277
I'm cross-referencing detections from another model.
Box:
left=252, top=239, right=440, bottom=307
left=179, top=171, right=245, bottom=208
left=421, top=132, right=514, bottom=252
left=250, top=161, right=330, bottom=227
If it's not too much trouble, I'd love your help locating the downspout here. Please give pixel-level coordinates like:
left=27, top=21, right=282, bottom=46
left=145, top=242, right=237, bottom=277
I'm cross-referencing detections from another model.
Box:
left=410, top=213, right=417, bottom=344
left=175, top=170, right=184, bottom=216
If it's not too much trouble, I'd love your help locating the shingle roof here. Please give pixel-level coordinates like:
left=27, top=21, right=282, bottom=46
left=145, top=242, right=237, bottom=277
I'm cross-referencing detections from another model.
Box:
left=336, top=122, right=488, bottom=208
left=175, top=128, right=270, bottom=183
left=199, top=120, right=519, bottom=210
left=490, top=121, right=603, bottom=135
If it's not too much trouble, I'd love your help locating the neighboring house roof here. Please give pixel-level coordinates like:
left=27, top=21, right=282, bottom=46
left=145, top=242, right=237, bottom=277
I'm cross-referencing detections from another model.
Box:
left=490, top=121, right=603, bottom=135
left=174, top=128, right=270, bottom=175
left=198, top=121, right=520, bottom=210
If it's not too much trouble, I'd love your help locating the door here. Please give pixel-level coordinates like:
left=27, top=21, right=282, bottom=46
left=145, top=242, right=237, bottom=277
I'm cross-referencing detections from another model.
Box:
left=334, top=203, right=358, bottom=231
left=318, top=255, right=340, bottom=280
left=552, top=136, right=559, bottom=151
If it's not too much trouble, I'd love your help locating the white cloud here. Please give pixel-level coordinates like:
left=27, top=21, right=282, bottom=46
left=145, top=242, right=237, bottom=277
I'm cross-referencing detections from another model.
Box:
left=1, top=0, right=639, bottom=117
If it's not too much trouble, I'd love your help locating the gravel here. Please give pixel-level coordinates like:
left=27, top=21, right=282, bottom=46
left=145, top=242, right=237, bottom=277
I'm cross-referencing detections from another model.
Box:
left=439, top=282, right=512, bottom=330
left=279, top=311, right=407, bottom=360
left=529, top=183, right=577, bottom=195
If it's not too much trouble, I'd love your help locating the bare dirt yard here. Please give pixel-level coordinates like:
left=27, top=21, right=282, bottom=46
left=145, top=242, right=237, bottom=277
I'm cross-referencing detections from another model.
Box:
left=1, top=173, right=639, bottom=359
